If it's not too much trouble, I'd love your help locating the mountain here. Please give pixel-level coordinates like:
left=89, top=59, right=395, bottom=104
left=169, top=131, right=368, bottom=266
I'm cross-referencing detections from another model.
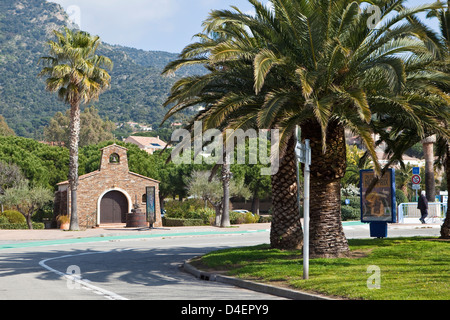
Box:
left=0, top=0, right=204, bottom=138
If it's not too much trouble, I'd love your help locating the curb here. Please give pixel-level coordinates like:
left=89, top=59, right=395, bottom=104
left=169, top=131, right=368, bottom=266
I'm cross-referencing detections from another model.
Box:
left=182, top=258, right=334, bottom=301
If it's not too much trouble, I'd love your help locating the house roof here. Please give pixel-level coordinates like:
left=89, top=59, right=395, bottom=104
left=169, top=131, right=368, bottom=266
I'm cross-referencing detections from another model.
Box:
left=57, top=170, right=101, bottom=186
left=125, top=136, right=167, bottom=149
left=101, top=143, right=128, bottom=151
left=57, top=170, right=160, bottom=186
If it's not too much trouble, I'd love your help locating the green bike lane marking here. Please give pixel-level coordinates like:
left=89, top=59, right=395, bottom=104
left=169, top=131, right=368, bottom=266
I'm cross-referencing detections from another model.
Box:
left=0, top=229, right=270, bottom=250
left=0, top=221, right=364, bottom=250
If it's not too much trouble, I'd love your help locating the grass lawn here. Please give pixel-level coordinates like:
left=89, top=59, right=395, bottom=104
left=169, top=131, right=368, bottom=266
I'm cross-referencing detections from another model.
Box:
left=195, top=237, right=450, bottom=300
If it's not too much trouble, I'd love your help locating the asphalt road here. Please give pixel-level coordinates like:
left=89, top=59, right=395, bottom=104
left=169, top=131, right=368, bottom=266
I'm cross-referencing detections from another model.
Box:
left=0, top=222, right=443, bottom=301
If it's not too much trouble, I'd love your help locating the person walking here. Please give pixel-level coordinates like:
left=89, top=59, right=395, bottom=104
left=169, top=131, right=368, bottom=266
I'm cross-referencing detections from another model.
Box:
left=417, top=191, right=428, bottom=224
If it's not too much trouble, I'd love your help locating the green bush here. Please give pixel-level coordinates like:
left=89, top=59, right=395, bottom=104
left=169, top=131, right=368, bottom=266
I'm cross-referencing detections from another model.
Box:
left=164, top=199, right=207, bottom=219
left=258, top=215, right=271, bottom=223
left=230, top=211, right=260, bottom=224
left=0, top=222, right=44, bottom=229
left=340, top=196, right=360, bottom=221
left=341, top=196, right=360, bottom=209
left=0, top=216, right=9, bottom=224
left=395, top=189, right=408, bottom=205
left=1, top=210, right=26, bottom=224
left=341, top=206, right=360, bottom=221
left=162, top=217, right=205, bottom=227
left=197, top=207, right=216, bottom=225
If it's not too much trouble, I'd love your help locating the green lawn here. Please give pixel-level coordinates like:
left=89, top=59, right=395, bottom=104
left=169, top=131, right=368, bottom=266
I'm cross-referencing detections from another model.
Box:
left=196, top=237, right=450, bottom=300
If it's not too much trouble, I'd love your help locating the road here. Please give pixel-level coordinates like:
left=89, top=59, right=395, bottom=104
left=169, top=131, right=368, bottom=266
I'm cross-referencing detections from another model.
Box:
left=0, top=222, right=443, bottom=300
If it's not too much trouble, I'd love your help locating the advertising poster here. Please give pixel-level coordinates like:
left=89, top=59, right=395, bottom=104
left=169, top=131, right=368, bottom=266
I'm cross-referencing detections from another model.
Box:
left=360, top=169, right=396, bottom=223
left=146, top=186, right=156, bottom=223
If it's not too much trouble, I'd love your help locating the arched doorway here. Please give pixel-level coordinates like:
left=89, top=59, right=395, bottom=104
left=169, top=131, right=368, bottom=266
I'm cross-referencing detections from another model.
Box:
left=100, top=190, right=128, bottom=224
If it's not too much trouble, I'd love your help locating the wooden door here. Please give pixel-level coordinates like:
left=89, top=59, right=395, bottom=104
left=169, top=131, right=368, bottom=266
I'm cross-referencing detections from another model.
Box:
left=100, top=191, right=128, bottom=223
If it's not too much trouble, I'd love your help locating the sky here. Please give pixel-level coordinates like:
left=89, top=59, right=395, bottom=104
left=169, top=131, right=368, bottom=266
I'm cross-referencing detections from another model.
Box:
left=48, top=0, right=441, bottom=54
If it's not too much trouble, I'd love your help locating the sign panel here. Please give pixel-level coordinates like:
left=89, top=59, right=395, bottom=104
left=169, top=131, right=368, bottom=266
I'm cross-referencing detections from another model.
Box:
left=146, top=186, right=156, bottom=224
left=295, top=141, right=311, bottom=165
left=412, top=174, right=421, bottom=185
left=412, top=167, right=420, bottom=175
left=412, top=184, right=421, bottom=190
left=360, top=169, right=396, bottom=223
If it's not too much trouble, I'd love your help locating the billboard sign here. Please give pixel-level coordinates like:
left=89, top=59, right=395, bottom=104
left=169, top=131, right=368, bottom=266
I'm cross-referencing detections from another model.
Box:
left=360, top=169, right=396, bottom=223
left=146, top=186, right=156, bottom=224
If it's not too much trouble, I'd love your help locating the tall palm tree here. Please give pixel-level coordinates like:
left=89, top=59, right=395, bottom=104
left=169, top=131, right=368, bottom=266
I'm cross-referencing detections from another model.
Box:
left=163, top=0, right=448, bottom=257
left=426, top=0, right=450, bottom=238
left=422, top=135, right=437, bottom=201
left=39, top=28, right=112, bottom=230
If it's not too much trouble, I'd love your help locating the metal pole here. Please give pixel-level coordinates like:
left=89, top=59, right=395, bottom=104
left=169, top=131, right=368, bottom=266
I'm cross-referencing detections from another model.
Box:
left=295, top=127, right=302, bottom=224
left=303, top=139, right=310, bottom=280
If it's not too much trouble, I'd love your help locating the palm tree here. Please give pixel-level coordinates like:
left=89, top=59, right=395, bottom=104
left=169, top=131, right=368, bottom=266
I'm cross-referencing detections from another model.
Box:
left=39, top=27, right=112, bottom=230
left=422, top=135, right=437, bottom=201
left=426, top=0, right=450, bottom=238
left=163, top=0, right=448, bottom=257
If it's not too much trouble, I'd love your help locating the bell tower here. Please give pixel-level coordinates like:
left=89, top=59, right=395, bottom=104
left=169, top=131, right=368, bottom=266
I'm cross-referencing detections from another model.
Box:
left=99, top=144, right=129, bottom=173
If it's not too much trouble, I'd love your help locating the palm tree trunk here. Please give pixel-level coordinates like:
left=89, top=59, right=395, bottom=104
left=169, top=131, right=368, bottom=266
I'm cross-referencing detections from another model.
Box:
left=270, top=133, right=303, bottom=250
left=422, top=135, right=436, bottom=202
left=440, top=142, right=450, bottom=239
left=68, top=102, right=81, bottom=231
left=301, top=120, right=350, bottom=258
left=221, top=156, right=231, bottom=227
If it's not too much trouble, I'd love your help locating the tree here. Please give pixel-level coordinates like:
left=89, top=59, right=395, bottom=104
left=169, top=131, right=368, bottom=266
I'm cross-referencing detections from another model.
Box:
left=44, top=106, right=115, bottom=147
left=162, top=0, right=448, bottom=256
left=0, top=182, right=53, bottom=229
left=422, top=135, right=437, bottom=201
left=0, top=115, right=15, bottom=136
left=428, top=0, right=450, bottom=239
left=39, top=27, right=113, bottom=231
left=0, top=161, right=26, bottom=213
left=188, top=170, right=250, bottom=227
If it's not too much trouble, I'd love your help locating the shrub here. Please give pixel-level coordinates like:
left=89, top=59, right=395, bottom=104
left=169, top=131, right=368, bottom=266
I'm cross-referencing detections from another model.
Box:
left=230, top=211, right=260, bottom=224
left=0, top=222, right=44, bottom=229
left=162, top=217, right=205, bottom=227
left=164, top=199, right=207, bottom=219
left=341, top=196, right=360, bottom=209
left=396, top=189, right=408, bottom=205
left=341, top=206, right=360, bottom=221
left=197, top=207, right=216, bottom=225
left=1, top=210, right=26, bottom=224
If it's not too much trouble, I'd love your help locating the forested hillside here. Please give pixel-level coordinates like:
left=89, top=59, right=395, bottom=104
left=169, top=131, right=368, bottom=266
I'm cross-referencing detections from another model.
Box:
left=0, top=0, right=203, bottom=138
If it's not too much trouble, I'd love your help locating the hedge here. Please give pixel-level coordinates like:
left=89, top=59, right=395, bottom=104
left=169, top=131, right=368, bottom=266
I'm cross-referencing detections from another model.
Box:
left=0, top=222, right=45, bottom=229
left=162, top=217, right=205, bottom=227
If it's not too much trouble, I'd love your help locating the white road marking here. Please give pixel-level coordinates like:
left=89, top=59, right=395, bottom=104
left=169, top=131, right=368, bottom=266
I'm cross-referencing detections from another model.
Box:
left=39, top=250, right=130, bottom=300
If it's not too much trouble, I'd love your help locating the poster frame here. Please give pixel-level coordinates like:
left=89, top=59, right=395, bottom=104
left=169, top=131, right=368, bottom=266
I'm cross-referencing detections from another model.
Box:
left=146, top=186, right=156, bottom=224
left=359, top=169, right=396, bottom=223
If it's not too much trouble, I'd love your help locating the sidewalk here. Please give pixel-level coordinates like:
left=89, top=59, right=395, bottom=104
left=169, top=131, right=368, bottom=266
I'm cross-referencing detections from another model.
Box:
left=0, top=220, right=442, bottom=242
left=0, top=223, right=272, bottom=242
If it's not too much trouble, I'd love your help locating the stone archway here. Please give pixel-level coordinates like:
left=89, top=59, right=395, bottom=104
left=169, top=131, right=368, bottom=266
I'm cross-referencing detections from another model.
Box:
left=99, top=190, right=130, bottom=224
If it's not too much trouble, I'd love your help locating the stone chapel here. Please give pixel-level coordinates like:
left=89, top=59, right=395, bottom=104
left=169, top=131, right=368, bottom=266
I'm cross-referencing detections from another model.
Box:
left=54, top=144, right=162, bottom=228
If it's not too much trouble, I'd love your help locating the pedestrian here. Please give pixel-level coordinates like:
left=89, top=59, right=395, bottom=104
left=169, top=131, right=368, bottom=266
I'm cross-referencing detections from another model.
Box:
left=417, top=191, right=428, bottom=224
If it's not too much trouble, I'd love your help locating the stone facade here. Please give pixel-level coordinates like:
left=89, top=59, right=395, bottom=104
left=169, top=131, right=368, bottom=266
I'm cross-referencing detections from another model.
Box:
left=55, top=144, right=161, bottom=228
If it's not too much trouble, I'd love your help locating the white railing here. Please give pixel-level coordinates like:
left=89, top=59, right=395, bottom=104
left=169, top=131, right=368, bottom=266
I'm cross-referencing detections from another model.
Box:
left=398, top=202, right=447, bottom=224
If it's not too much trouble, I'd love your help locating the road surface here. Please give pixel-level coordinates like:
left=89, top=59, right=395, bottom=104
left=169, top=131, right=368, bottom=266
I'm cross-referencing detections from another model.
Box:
left=0, top=222, right=442, bottom=300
